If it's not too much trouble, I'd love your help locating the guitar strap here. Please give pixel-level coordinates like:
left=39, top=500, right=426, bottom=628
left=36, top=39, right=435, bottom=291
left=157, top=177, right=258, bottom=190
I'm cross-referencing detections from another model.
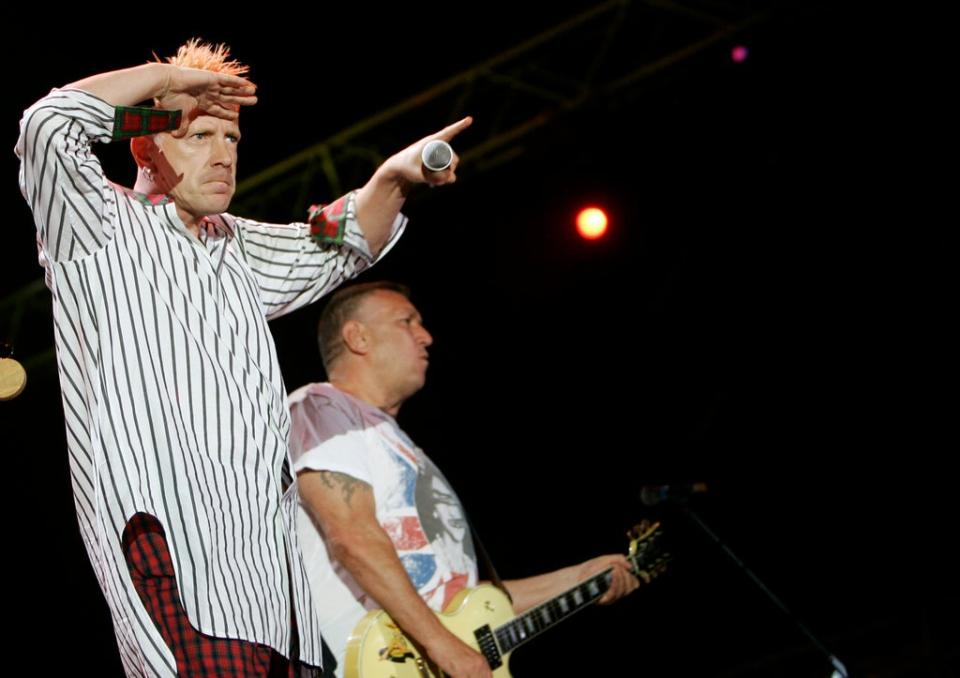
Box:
left=466, top=514, right=513, bottom=605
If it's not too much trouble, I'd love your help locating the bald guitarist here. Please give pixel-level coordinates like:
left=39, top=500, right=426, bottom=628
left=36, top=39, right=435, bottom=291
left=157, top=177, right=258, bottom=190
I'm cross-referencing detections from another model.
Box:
left=289, top=282, right=640, bottom=678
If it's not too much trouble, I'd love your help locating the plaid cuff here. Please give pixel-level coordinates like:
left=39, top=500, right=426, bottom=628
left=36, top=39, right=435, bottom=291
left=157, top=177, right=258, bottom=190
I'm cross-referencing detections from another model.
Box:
left=308, top=191, right=357, bottom=246
left=113, top=106, right=182, bottom=141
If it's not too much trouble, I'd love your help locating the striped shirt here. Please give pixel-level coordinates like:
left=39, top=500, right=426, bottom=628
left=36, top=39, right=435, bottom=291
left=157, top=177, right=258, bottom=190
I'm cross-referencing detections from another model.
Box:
left=16, top=88, right=405, bottom=676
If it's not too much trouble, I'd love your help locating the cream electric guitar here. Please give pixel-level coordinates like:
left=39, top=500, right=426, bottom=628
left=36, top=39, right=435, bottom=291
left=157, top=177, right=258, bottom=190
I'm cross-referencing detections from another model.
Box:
left=344, top=521, right=667, bottom=678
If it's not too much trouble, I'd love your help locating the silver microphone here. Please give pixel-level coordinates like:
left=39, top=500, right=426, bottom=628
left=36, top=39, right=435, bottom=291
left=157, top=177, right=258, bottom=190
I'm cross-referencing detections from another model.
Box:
left=421, top=140, right=454, bottom=172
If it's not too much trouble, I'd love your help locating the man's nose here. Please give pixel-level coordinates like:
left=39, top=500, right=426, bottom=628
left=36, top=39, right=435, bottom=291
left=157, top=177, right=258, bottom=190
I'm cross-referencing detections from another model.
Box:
left=211, top=136, right=233, bottom=167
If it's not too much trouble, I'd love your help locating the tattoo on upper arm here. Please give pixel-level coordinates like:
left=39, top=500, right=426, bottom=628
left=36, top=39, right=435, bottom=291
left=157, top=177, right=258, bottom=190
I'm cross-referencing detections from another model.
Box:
left=318, top=471, right=367, bottom=506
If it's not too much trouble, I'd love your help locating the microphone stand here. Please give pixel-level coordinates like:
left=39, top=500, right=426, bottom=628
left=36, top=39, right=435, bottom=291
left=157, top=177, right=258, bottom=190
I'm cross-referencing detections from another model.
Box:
left=680, top=504, right=849, bottom=678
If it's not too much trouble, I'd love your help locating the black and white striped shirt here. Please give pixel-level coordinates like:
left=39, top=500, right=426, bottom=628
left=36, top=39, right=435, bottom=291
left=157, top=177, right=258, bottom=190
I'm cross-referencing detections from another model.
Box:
left=16, top=88, right=405, bottom=676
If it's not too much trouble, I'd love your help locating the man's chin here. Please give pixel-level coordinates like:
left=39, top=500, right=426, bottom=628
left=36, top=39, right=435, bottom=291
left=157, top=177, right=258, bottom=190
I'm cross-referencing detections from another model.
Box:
left=202, top=194, right=233, bottom=215
left=399, top=375, right=427, bottom=401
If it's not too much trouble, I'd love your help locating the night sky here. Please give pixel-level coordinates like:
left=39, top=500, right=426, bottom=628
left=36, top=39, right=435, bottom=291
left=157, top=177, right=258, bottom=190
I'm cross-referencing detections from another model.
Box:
left=1, top=3, right=952, bottom=676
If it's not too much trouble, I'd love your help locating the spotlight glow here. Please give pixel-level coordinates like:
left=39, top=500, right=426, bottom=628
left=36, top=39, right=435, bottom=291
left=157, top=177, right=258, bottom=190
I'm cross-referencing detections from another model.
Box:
left=576, top=207, right=608, bottom=240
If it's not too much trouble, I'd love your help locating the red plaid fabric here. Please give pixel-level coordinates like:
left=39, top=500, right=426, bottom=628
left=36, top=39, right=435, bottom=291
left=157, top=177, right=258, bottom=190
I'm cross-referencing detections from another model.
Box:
left=112, top=106, right=181, bottom=140
left=122, top=512, right=315, bottom=677
left=307, top=194, right=350, bottom=245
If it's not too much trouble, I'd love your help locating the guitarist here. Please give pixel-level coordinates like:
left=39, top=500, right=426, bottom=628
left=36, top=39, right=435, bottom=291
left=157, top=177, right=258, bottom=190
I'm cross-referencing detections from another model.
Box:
left=288, top=282, right=640, bottom=677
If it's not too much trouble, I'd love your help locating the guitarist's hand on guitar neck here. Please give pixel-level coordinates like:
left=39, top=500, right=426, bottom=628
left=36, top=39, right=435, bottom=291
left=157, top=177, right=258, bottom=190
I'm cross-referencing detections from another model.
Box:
left=503, top=552, right=641, bottom=614
left=424, top=629, right=493, bottom=678
left=576, top=554, right=641, bottom=605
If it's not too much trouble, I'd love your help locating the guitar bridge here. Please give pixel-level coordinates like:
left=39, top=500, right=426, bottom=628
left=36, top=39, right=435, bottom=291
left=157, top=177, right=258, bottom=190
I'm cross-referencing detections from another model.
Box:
left=474, top=625, right=503, bottom=669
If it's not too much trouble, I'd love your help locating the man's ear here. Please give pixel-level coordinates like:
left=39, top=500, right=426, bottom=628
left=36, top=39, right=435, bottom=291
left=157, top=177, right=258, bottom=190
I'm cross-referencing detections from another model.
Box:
left=342, top=320, right=369, bottom=355
left=130, top=135, right=159, bottom=172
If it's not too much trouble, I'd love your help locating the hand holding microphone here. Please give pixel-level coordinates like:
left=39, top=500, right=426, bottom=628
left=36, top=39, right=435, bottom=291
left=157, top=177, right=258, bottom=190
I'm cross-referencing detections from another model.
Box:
left=379, top=116, right=471, bottom=191
left=421, top=139, right=454, bottom=172
left=413, top=116, right=472, bottom=185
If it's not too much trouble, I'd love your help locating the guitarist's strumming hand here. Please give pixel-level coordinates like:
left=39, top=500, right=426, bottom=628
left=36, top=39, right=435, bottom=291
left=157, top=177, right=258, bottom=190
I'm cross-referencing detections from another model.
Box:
left=424, top=628, right=492, bottom=678
left=576, top=554, right=641, bottom=604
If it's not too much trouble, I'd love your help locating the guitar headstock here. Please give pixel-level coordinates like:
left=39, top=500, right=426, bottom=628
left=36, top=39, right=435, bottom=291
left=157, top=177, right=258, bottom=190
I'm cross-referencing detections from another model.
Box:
left=627, top=520, right=670, bottom=584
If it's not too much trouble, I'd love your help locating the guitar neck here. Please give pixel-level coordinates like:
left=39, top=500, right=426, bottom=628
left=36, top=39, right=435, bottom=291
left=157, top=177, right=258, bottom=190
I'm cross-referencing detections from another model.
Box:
left=493, top=568, right=614, bottom=654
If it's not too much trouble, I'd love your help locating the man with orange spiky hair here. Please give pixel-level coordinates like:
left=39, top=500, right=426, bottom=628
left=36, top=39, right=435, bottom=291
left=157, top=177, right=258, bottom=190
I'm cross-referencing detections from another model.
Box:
left=16, top=39, right=471, bottom=677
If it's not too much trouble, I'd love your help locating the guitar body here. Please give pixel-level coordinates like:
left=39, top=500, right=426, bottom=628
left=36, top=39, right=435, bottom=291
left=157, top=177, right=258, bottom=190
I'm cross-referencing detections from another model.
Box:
left=345, top=584, right=516, bottom=678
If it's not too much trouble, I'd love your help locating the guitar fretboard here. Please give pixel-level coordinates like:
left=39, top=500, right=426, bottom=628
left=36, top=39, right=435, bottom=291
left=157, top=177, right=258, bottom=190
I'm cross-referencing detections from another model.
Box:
left=494, top=569, right=612, bottom=653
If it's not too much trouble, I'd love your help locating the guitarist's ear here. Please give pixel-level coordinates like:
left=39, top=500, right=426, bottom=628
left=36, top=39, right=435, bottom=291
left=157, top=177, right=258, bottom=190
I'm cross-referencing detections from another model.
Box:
left=342, top=319, right=370, bottom=356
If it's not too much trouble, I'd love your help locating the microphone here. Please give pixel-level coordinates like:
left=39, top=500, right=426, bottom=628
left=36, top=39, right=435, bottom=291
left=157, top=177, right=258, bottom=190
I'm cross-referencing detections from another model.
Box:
left=639, top=482, right=709, bottom=507
left=421, top=140, right=454, bottom=172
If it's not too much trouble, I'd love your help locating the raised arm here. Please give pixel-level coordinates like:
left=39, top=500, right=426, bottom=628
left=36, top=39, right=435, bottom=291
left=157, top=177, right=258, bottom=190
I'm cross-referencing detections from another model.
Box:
left=66, top=62, right=256, bottom=129
left=354, top=116, right=472, bottom=255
